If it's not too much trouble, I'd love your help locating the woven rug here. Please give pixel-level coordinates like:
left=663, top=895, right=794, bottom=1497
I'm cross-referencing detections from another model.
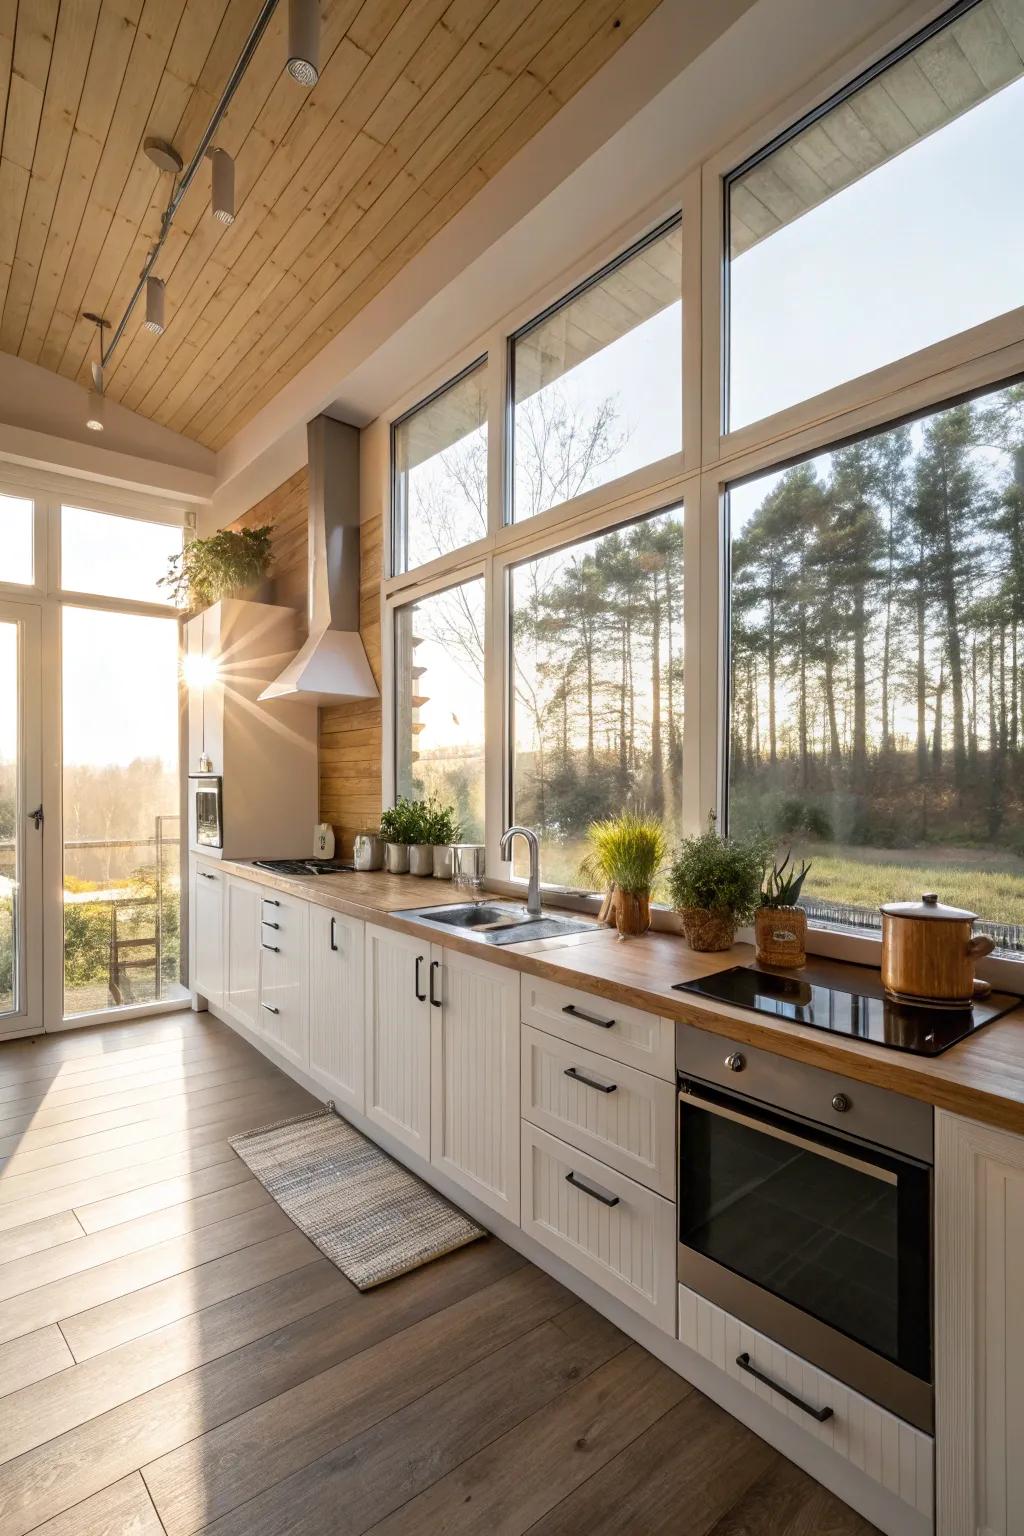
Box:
left=229, top=1107, right=484, bottom=1290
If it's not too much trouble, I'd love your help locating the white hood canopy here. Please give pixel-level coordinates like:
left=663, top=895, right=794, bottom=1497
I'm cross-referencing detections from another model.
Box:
left=260, top=415, right=378, bottom=705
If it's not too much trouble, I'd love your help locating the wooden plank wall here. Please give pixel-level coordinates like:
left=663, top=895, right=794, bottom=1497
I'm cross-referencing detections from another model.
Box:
left=227, top=464, right=383, bottom=855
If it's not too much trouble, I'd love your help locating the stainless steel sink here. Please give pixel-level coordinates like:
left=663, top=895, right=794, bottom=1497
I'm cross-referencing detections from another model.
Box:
left=394, top=901, right=597, bottom=946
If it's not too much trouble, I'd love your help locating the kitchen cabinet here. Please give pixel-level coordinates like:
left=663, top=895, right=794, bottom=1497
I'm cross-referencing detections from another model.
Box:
left=364, top=924, right=431, bottom=1157
left=256, top=889, right=308, bottom=1069
left=430, top=946, right=520, bottom=1223
left=309, top=905, right=365, bottom=1115
left=190, top=860, right=224, bottom=1006
left=223, top=875, right=261, bottom=1028
left=936, top=1109, right=1024, bottom=1536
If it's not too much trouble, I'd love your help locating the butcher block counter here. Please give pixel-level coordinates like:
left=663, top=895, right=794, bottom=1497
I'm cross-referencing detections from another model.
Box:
left=210, top=858, right=1024, bottom=1135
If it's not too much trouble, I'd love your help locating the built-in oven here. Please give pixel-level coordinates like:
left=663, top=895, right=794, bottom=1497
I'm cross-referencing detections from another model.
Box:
left=676, top=1022, right=933, bottom=1432
left=189, top=774, right=223, bottom=850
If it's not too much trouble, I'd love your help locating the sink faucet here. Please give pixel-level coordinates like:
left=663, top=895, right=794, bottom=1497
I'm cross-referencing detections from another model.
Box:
left=500, top=825, right=542, bottom=918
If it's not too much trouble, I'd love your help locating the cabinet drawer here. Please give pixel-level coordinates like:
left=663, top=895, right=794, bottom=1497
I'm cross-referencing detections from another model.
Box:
left=521, top=976, right=673, bottom=1081
left=678, top=1284, right=933, bottom=1524
left=521, top=1122, right=676, bottom=1333
left=522, top=1026, right=675, bottom=1198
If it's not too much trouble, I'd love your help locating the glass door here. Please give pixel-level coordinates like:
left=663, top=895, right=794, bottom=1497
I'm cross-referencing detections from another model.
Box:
left=0, top=601, right=42, bottom=1037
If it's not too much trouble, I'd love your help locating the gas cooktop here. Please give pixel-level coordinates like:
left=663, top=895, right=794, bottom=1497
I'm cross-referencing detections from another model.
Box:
left=251, top=858, right=353, bottom=876
left=673, top=964, right=1021, bottom=1056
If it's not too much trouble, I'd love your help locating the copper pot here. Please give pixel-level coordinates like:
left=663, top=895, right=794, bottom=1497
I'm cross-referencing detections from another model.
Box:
left=880, top=893, right=995, bottom=1005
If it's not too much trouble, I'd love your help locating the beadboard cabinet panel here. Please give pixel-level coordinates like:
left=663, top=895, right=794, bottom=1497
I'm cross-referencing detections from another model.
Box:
left=364, top=924, right=431, bottom=1158
left=521, top=975, right=675, bottom=1080
left=223, top=876, right=261, bottom=1029
left=308, top=906, right=365, bottom=1115
left=190, top=862, right=224, bottom=1007
left=257, top=891, right=308, bottom=1070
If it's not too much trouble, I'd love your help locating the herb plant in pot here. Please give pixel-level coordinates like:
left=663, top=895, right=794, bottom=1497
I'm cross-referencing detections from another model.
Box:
left=667, top=815, right=768, bottom=951
left=579, top=813, right=666, bottom=938
left=160, top=526, right=273, bottom=610
left=406, top=800, right=435, bottom=877
left=379, top=798, right=421, bottom=874
left=424, top=799, right=461, bottom=879
left=756, top=851, right=811, bottom=967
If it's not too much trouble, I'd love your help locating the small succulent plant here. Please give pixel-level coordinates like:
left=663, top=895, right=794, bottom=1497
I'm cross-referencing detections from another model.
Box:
left=760, top=850, right=812, bottom=909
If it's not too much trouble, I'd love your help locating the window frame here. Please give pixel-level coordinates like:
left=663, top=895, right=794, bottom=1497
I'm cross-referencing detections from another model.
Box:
left=379, top=0, right=1024, bottom=981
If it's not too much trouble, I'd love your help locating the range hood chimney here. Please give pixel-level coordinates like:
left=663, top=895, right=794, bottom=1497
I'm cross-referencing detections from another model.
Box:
left=260, top=416, right=378, bottom=705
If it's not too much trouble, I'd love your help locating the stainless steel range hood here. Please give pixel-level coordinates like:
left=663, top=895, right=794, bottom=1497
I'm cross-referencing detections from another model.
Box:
left=259, top=415, right=378, bottom=705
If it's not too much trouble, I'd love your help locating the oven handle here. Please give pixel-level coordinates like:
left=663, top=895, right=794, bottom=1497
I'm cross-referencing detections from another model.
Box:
left=678, top=1085, right=897, bottom=1186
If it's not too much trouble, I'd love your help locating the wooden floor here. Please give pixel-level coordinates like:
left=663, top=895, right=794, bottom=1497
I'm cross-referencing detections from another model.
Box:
left=0, top=1010, right=879, bottom=1536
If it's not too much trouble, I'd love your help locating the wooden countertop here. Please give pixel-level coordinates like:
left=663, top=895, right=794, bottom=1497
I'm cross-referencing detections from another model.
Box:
left=207, top=857, right=1024, bottom=1137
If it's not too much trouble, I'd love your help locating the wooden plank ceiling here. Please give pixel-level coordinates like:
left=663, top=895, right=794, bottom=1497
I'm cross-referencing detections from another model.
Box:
left=0, top=0, right=662, bottom=452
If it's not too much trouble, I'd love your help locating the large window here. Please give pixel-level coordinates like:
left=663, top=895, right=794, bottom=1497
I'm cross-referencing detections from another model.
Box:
left=0, top=493, right=33, bottom=586
left=510, top=507, right=684, bottom=885
left=511, top=220, right=682, bottom=522
left=395, top=578, right=485, bottom=841
left=392, top=361, right=488, bottom=575
left=727, top=0, right=1024, bottom=429
left=728, top=380, right=1024, bottom=954
left=61, top=505, right=183, bottom=603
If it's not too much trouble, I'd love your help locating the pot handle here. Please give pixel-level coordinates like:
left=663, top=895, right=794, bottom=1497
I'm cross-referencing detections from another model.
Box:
left=967, top=935, right=996, bottom=959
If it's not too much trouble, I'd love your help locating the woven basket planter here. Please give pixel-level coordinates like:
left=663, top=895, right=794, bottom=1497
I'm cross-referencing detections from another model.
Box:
left=755, top=906, right=807, bottom=968
left=679, top=907, right=737, bottom=952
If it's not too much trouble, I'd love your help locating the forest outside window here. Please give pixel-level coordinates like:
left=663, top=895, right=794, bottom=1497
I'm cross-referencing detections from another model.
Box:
left=394, top=577, right=485, bottom=842
left=510, top=220, right=682, bottom=524
left=727, top=378, right=1024, bottom=956
left=509, top=506, right=684, bottom=888
left=727, top=0, right=1024, bottom=431
left=392, top=360, right=487, bottom=575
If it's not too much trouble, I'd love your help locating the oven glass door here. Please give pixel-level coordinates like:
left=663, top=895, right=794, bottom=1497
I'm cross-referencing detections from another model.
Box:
left=679, top=1081, right=931, bottom=1383
left=194, top=781, right=222, bottom=848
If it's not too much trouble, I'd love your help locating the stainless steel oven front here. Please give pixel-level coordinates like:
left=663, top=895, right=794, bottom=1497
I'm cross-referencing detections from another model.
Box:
left=676, top=1022, right=933, bottom=1432
left=189, top=774, right=223, bottom=850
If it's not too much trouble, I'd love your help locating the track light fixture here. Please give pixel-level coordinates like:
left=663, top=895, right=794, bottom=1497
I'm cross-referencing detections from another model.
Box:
left=83, top=319, right=108, bottom=431
left=208, top=147, right=235, bottom=224
left=287, top=0, right=319, bottom=85
left=143, top=275, right=165, bottom=334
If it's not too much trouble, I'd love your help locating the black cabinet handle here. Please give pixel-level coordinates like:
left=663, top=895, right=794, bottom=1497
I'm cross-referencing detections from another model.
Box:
left=261, top=1002, right=280, bottom=1015
left=564, top=1066, right=617, bottom=1094
left=735, top=1354, right=833, bottom=1422
left=565, top=1171, right=619, bottom=1207
left=263, top=897, right=280, bottom=907
left=430, top=959, right=442, bottom=1008
left=198, top=870, right=216, bottom=881
left=562, top=1003, right=614, bottom=1029
left=330, top=916, right=338, bottom=952
left=261, top=943, right=280, bottom=953
left=414, top=954, right=426, bottom=1002
left=262, top=919, right=280, bottom=930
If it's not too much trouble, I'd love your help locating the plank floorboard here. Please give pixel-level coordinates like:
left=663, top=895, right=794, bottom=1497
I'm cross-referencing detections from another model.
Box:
left=0, top=1012, right=878, bottom=1536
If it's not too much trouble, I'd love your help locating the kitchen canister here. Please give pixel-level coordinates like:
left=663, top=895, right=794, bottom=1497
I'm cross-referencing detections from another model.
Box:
left=353, top=831, right=384, bottom=871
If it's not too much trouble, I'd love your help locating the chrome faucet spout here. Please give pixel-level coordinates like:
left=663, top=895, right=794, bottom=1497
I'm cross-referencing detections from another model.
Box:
left=500, top=825, right=542, bottom=918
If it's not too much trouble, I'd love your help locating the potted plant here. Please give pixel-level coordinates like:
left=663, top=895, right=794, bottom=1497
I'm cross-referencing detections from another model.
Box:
left=160, top=526, right=274, bottom=610
left=423, top=798, right=462, bottom=879
left=379, top=797, right=422, bottom=874
left=579, top=812, right=666, bottom=938
left=667, top=815, right=769, bottom=951
left=405, top=800, right=435, bottom=877
left=756, top=851, right=812, bottom=967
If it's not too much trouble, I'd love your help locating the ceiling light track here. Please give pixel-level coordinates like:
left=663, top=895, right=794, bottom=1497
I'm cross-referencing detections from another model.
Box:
left=96, top=0, right=295, bottom=375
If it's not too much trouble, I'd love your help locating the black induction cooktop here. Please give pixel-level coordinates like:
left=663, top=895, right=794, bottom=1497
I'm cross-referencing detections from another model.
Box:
left=673, top=964, right=1021, bottom=1055
left=251, top=858, right=353, bottom=876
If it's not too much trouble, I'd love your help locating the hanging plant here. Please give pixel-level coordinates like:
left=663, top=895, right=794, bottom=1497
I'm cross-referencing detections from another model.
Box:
left=160, top=526, right=273, bottom=610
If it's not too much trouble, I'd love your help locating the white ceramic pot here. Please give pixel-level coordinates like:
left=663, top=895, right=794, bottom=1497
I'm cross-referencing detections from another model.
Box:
left=409, top=844, right=434, bottom=877
left=385, top=842, right=409, bottom=874
left=432, top=845, right=453, bottom=879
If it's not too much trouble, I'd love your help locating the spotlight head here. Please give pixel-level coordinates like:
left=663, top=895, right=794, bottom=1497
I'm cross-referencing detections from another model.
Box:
left=208, top=147, right=235, bottom=225
left=144, top=275, right=165, bottom=334
left=85, top=392, right=105, bottom=432
left=287, top=0, right=319, bottom=85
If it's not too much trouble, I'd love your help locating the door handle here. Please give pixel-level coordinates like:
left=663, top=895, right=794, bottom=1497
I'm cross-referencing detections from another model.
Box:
left=261, top=943, right=280, bottom=953
left=263, top=897, right=280, bottom=907
left=414, top=954, right=426, bottom=1002
left=429, top=959, right=442, bottom=1008
left=198, top=870, right=216, bottom=881
left=261, top=1002, right=280, bottom=1015
left=562, top=1003, right=615, bottom=1029
left=735, top=1354, right=833, bottom=1422
left=330, top=916, right=338, bottom=952
left=565, top=1170, right=619, bottom=1207
left=564, top=1066, right=617, bottom=1094
left=29, top=805, right=43, bottom=830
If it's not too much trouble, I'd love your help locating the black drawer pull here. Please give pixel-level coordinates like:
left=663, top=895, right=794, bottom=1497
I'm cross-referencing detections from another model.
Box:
left=562, top=1003, right=614, bottom=1029
left=198, top=870, right=216, bottom=880
left=735, top=1354, right=833, bottom=1422
left=564, top=1066, right=617, bottom=1094
left=330, top=916, right=338, bottom=952
left=261, top=943, right=280, bottom=953
left=262, top=919, right=280, bottom=930
left=565, top=1171, right=619, bottom=1207
left=263, top=897, right=280, bottom=907
left=261, top=1002, right=280, bottom=1015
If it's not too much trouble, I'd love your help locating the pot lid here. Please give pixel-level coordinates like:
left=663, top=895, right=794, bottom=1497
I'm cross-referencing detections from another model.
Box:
left=879, top=892, right=978, bottom=922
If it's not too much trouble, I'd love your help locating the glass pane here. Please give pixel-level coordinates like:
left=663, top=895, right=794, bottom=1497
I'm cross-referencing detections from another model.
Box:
left=62, top=608, right=186, bottom=1017
left=512, top=222, right=681, bottom=522
left=0, top=623, right=19, bottom=1014
left=392, top=363, right=487, bottom=575
left=728, top=0, right=1024, bottom=429
left=0, top=494, right=33, bottom=585
left=510, top=505, right=684, bottom=887
left=61, top=506, right=182, bottom=603
left=728, top=378, right=1024, bottom=955
left=394, top=578, right=485, bottom=841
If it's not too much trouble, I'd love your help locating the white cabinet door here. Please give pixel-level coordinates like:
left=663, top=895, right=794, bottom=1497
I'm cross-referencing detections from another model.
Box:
left=223, top=876, right=261, bottom=1028
left=308, top=905, right=365, bottom=1114
left=430, top=945, right=520, bottom=1223
left=190, top=861, right=224, bottom=1005
left=257, top=890, right=308, bottom=1069
left=936, top=1110, right=1024, bottom=1536
left=364, top=924, right=431, bottom=1158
